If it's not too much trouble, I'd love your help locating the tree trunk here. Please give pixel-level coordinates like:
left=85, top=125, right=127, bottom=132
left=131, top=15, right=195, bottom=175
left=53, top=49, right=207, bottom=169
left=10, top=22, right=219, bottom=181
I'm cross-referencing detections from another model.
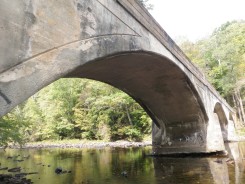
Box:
left=125, top=105, right=133, bottom=125
left=234, top=90, right=245, bottom=123
left=233, top=94, right=240, bottom=121
left=237, top=90, right=245, bottom=122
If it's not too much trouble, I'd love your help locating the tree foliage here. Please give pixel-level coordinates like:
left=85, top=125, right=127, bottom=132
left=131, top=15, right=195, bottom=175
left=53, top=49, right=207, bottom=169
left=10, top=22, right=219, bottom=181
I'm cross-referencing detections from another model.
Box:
left=179, top=20, right=245, bottom=123
left=0, top=106, right=28, bottom=147
left=1, top=79, right=152, bottom=145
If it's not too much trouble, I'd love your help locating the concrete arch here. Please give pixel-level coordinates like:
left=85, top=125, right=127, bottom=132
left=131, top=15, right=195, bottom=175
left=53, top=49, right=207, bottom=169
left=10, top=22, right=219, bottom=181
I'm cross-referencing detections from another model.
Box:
left=214, top=103, right=228, bottom=142
left=0, top=45, right=208, bottom=152
left=0, top=29, right=208, bottom=124
left=67, top=50, right=208, bottom=124
left=69, top=51, right=209, bottom=152
left=0, top=0, right=234, bottom=154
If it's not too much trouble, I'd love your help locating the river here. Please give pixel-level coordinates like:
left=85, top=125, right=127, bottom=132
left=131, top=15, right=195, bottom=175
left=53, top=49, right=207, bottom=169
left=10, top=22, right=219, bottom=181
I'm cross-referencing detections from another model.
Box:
left=0, top=142, right=245, bottom=184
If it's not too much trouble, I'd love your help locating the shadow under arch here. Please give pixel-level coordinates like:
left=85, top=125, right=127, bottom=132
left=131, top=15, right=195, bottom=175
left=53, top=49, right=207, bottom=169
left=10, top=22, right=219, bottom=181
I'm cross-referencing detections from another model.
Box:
left=67, top=51, right=208, bottom=151
left=214, top=103, right=228, bottom=142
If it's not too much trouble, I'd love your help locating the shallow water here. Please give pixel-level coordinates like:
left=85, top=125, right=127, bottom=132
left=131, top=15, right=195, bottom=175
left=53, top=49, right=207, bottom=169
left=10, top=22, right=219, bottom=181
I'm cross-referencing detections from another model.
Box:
left=0, top=142, right=245, bottom=184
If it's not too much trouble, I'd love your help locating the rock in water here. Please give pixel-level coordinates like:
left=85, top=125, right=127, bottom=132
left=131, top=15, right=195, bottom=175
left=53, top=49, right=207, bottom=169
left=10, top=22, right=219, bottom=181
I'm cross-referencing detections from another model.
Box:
left=8, top=167, right=21, bottom=172
left=0, top=167, right=8, bottom=170
left=55, top=167, right=62, bottom=174
left=121, top=171, right=128, bottom=177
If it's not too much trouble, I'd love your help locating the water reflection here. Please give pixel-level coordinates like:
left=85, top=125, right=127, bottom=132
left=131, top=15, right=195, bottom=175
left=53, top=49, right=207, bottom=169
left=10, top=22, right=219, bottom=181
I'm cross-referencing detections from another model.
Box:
left=0, top=143, right=245, bottom=183
left=153, top=157, right=214, bottom=183
left=226, top=142, right=245, bottom=184
left=153, top=142, right=245, bottom=184
left=208, top=158, right=229, bottom=184
left=0, top=147, right=156, bottom=184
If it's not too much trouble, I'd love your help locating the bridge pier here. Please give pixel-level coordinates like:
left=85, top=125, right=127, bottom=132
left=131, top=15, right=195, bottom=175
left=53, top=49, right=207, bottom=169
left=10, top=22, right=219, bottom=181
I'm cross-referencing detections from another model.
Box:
left=151, top=122, right=225, bottom=155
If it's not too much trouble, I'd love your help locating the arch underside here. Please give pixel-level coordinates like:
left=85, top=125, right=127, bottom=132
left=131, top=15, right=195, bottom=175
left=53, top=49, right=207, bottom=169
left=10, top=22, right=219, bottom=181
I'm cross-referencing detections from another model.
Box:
left=67, top=52, right=208, bottom=151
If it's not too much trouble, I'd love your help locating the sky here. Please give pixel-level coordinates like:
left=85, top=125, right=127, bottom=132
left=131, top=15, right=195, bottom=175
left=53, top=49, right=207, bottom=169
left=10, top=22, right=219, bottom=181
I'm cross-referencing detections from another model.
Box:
left=149, top=0, right=245, bottom=42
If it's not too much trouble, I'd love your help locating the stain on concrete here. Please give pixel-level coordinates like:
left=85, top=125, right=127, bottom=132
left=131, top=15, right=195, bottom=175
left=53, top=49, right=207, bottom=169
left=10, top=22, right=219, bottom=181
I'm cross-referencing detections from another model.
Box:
left=0, top=90, right=11, bottom=104
left=0, top=0, right=34, bottom=73
left=87, top=7, right=92, bottom=12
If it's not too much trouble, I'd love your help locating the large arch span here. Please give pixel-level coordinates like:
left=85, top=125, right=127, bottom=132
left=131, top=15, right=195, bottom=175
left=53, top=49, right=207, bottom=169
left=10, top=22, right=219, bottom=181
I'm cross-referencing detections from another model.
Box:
left=68, top=51, right=208, bottom=150
left=0, top=0, right=237, bottom=154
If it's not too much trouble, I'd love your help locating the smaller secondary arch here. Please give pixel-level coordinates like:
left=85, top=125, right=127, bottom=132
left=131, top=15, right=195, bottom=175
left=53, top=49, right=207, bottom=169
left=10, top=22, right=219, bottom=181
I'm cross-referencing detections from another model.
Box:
left=213, top=102, right=229, bottom=142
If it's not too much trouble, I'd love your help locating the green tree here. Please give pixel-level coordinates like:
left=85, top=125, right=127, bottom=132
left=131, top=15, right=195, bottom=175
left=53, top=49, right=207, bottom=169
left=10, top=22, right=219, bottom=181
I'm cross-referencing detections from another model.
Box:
left=0, top=105, right=29, bottom=147
left=73, top=80, right=151, bottom=141
left=179, top=20, right=245, bottom=123
left=176, top=37, right=207, bottom=72
left=35, top=79, right=86, bottom=140
left=1, top=78, right=152, bottom=145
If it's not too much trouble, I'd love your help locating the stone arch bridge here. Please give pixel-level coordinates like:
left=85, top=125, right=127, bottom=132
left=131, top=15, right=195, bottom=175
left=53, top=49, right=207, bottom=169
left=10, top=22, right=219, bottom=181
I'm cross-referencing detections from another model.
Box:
left=0, top=0, right=237, bottom=154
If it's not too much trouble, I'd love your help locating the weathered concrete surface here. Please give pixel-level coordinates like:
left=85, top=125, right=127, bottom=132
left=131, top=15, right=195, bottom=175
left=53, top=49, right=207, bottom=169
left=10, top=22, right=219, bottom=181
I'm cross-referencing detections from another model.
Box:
left=0, top=0, right=238, bottom=154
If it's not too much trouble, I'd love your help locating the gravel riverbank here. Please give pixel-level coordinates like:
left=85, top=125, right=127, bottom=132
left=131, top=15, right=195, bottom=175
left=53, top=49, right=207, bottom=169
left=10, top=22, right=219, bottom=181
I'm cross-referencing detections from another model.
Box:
left=5, top=140, right=152, bottom=149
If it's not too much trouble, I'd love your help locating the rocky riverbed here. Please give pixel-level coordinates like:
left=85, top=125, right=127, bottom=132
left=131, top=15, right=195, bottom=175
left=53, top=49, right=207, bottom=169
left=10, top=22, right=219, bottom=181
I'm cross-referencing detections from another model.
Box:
left=6, top=140, right=152, bottom=149
left=0, top=173, right=33, bottom=184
